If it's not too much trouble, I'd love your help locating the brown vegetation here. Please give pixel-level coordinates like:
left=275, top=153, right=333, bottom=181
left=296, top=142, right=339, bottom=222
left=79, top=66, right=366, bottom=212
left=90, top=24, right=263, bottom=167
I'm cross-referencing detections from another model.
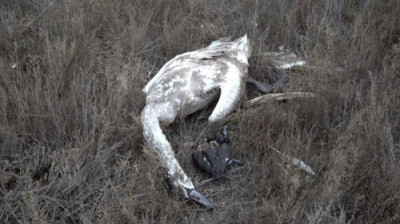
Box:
left=1, top=0, right=399, bottom=223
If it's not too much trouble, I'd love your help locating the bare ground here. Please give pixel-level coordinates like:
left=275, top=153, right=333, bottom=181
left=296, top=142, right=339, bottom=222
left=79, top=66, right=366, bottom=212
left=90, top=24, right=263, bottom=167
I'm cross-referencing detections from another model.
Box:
left=1, top=0, right=400, bottom=223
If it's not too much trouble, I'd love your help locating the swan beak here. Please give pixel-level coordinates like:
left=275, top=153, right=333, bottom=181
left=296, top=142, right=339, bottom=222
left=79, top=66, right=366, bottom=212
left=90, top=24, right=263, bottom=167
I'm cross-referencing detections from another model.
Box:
left=184, top=187, right=214, bottom=210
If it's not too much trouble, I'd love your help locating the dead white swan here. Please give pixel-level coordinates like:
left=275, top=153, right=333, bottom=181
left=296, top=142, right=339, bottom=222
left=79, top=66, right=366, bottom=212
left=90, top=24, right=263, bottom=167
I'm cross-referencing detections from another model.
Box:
left=141, top=35, right=252, bottom=209
left=141, top=36, right=314, bottom=208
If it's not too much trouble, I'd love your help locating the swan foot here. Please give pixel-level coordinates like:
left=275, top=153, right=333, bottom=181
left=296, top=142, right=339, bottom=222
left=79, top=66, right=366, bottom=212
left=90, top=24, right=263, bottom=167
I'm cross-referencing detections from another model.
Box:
left=247, top=70, right=288, bottom=94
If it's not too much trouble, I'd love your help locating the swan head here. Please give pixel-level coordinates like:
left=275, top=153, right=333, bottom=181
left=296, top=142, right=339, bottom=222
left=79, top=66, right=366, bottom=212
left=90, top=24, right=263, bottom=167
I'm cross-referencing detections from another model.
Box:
left=165, top=170, right=214, bottom=209
left=233, top=34, right=252, bottom=64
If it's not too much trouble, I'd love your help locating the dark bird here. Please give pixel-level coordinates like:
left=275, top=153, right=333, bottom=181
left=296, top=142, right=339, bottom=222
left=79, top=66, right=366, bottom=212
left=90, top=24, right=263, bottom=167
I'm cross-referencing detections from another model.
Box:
left=193, top=126, right=243, bottom=178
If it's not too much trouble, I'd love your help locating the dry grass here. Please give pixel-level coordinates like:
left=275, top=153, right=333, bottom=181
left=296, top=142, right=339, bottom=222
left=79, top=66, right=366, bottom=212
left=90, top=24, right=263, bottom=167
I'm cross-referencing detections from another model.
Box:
left=0, top=0, right=399, bottom=223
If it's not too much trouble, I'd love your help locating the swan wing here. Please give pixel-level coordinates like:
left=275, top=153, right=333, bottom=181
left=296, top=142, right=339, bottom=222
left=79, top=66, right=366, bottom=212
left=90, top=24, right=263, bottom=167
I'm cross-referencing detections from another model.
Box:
left=145, top=37, right=234, bottom=93
left=143, top=52, right=193, bottom=94
left=190, top=38, right=233, bottom=59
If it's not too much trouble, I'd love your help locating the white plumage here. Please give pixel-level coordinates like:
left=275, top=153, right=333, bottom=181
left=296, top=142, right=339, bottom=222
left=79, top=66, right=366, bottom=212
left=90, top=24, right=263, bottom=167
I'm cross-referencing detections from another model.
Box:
left=141, top=35, right=252, bottom=204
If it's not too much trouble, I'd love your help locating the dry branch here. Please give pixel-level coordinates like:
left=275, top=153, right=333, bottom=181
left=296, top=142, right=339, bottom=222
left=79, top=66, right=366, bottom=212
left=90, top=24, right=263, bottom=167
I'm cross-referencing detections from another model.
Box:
left=270, top=147, right=317, bottom=177
left=264, top=50, right=306, bottom=69
left=247, top=92, right=316, bottom=106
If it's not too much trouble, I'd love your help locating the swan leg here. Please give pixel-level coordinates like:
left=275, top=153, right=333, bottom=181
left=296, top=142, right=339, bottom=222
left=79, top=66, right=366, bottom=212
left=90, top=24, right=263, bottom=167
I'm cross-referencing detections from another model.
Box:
left=247, top=70, right=288, bottom=94
left=247, top=76, right=273, bottom=93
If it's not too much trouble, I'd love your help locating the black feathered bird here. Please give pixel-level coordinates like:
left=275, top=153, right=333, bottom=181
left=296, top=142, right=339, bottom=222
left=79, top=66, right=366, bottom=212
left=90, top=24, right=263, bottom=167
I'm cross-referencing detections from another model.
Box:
left=193, top=126, right=242, bottom=177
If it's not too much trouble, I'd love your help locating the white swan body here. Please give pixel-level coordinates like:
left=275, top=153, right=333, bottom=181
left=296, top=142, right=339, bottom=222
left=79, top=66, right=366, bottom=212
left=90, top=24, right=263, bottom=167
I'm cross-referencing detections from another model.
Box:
left=141, top=35, right=251, bottom=205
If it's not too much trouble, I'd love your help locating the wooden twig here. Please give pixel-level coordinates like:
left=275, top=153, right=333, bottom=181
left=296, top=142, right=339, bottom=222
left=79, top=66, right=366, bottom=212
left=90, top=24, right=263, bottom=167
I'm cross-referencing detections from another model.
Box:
left=247, top=92, right=316, bottom=106
left=269, top=146, right=317, bottom=176
left=291, top=65, right=344, bottom=72
left=263, top=51, right=306, bottom=70
left=26, top=1, right=55, bottom=28
left=290, top=157, right=317, bottom=176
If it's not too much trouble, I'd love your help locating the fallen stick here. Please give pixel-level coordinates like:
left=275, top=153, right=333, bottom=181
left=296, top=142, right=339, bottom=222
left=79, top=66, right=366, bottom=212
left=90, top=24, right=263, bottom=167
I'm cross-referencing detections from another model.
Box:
left=290, top=157, right=317, bottom=176
left=264, top=49, right=343, bottom=72
left=291, top=65, right=344, bottom=72
left=264, top=50, right=306, bottom=70
left=270, top=147, right=317, bottom=176
left=247, top=92, right=316, bottom=106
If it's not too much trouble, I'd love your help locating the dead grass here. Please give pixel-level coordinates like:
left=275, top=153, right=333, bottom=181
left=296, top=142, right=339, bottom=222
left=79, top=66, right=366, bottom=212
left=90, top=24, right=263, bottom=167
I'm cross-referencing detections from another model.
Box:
left=0, top=0, right=399, bottom=223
